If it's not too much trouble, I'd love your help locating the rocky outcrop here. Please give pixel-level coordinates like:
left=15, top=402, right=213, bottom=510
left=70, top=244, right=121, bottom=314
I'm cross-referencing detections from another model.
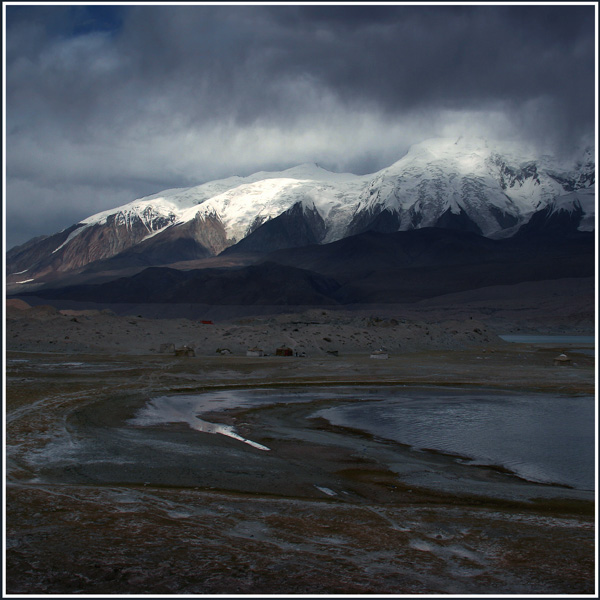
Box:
left=7, top=211, right=177, bottom=280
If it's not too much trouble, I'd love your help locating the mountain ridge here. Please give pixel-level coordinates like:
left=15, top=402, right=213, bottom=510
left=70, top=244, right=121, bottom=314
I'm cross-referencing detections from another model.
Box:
left=7, top=136, right=595, bottom=289
left=14, top=227, right=594, bottom=308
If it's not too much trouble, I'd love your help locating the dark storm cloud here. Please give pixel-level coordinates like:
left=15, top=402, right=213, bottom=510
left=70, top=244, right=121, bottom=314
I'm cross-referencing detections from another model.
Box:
left=104, top=4, right=595, bottom=129
left=4, top=3, right=596, bottom=249
left=7, top=4, right=595, bottom=141
left=253, top=4, right=595, bottom=137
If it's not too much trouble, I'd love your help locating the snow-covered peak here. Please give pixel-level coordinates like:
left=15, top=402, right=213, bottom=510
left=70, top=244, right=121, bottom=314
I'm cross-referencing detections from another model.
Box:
left=236, top=162, right=363, bottom=185
left=391, top=136, right=542, bottom=171
left=282, top=162, right=328, bottom=177
left=179, top=177, right=307, bottom=239
left=45, top=136, right=594, bottom=261
left=278, top=162, right=360, bottom=182
left=407, top=136, right=490, bottom=157
left=175, top=167, right=369, bottom=243
left=351, top=136, right=583, bottom=236
left=125, top=163, right=361, bottom=212
left=9, top=136, right=594, bottom=283
left=81, top=197, right=177, bottom=227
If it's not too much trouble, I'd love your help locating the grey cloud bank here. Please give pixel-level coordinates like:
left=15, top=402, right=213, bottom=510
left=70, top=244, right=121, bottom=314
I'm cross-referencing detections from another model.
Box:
left=5, top=3, right=596, bottom=249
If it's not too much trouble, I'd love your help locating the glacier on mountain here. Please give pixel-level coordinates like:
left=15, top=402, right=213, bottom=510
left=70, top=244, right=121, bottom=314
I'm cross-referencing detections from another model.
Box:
left=7, top=137, right=595, bottom=279
left=70, top=137, right=596, bottom=245
left=349, top=137, right=574, bottom=237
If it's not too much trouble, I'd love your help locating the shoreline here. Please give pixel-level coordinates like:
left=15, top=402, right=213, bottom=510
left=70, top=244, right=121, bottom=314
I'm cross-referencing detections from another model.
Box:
left=5, top=340, right=596, bottom=594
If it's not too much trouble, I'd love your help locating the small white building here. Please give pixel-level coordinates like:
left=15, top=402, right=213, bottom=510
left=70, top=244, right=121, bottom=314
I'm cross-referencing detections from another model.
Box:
left=246, top=347, right=264, bottom=357
left=370, top=350, right=389, bottom=359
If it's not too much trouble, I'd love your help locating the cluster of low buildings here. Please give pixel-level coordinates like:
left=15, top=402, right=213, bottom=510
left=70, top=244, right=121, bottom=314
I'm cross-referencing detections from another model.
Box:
left=159, top=342, right=390, bottom=359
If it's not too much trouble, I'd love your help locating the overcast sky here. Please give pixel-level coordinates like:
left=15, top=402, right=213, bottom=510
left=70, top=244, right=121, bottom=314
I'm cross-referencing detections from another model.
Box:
left=4, top=2, right=597, bottom=249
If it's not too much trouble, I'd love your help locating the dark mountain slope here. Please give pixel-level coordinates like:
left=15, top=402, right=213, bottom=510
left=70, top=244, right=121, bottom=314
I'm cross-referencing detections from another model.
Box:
left=513, top=205, right=585, bottom=238
left=15, top=226, right=594, bottom=307
left=6, top=225, right=84, bottom=277
left=22, top=262, right=342, bottom=306
left=260, top=228, right=511, bottom=281
left=221, top=202, right=327, bottom=255
left=260, top=227, right=594, bottom=302
left=81, top=223, right=216, bottom=272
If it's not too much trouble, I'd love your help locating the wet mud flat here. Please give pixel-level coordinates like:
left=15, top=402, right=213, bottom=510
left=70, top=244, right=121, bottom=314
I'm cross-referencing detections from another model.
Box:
left=5, top=349, right=596, bottom=595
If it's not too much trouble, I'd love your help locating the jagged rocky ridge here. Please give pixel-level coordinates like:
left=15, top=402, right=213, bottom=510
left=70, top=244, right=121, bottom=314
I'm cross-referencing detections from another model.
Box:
left=7, top=137, right=595, bottom=284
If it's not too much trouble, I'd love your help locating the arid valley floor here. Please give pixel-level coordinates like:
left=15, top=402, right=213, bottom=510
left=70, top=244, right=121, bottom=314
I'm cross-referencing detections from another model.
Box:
left=4, top=290, right=596, bottom=595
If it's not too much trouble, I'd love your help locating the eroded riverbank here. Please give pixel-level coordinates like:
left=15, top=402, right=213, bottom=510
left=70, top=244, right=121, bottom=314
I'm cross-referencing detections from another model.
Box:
left=5, top=348, right=596, bottom=594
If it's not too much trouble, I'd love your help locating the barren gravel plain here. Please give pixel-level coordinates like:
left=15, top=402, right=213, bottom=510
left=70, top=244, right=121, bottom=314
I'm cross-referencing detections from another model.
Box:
left=4, top=299, right=596, bottom=595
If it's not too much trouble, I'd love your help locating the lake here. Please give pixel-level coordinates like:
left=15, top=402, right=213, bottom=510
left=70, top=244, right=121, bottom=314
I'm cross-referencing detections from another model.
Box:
left=499, top=334, right=595, bottom=345
left=133, top=386, right=596, bottom=492
left=314, top=387, right=595, bottom=491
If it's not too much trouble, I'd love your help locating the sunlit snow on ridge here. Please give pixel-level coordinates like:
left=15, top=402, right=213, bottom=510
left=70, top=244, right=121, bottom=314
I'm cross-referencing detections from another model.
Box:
left=47, top=136, right=595, bottom=256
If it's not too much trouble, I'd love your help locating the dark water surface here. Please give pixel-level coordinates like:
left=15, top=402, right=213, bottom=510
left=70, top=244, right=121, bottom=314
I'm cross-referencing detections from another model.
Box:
left=499, top=334, right=595, bottom=345
left=314, top=387, right=595, bottom=491
left=131, top=386, right=596, bottom=492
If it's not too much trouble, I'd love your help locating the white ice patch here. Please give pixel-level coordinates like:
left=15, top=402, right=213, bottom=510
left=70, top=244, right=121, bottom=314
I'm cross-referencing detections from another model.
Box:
left=214, top=427, right=271, bottom=451
left=314, top=485, right=337, bottom=496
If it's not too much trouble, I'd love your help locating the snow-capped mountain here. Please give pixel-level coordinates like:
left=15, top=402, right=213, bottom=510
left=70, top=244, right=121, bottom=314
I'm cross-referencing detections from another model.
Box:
left=347, top=137, right=594, bottom=237
left=7, top=137, right=595, bottom=283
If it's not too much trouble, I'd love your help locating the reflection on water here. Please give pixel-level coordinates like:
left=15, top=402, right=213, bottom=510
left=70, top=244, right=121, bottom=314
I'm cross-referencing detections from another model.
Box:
left=572, top=348, right=595, bottom=357
left=129, top=394, right=271, bottom=450
left=130, top=387, right=595, bottom=491
left=314, top=390, right=595, bottom=490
